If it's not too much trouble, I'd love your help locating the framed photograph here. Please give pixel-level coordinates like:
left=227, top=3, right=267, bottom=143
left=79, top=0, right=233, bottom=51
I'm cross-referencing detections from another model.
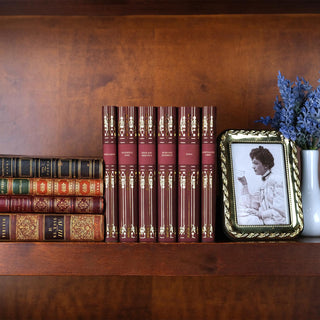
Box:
left=219, top=129, right=303, bottom=240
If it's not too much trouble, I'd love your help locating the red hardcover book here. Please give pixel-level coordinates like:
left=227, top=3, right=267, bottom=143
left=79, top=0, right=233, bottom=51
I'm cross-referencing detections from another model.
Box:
left=0, top=178, right=103, bottom=197
left=0, top=156, right=103, bottom=178
left=178, top=106, right=201, bottom=242
left=103, top=106, right=118, bottom=242
left=0, top=196, right=104, bottom=214
left=0, top=213, right=104, bottom=241
left=201, top=106, right=217, bottom=242
left=118, top=106, right=138, bottom=242
left=157, top=106, right=177, bottom=242
left=138, top=106, right=157, bottom=242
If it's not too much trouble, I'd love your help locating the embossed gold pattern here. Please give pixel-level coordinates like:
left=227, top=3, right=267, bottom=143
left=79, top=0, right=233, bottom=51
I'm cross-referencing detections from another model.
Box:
left=70, top=215, right=95, bottom=240
left=16, top=214, right=39, bottom=240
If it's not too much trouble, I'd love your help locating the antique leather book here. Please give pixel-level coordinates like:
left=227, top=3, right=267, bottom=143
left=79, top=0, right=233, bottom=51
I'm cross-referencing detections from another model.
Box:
left=138, top=106, right=157, bottom=242
left=103, top=105, right=118, bottom=242
left=157, top=106, right=177, bottom=242
left=0, top=178, right=103, bottom=197
left=0, top=196, right=104, bottom=214
left=0, top=156, right=103, bottom=179
left=178, top=106, right=201, bottom=242
left=0, top=213, right=104, bottom=241
left=118, top=106, right=138, bottom=242
left=201, top=106, right=217, bottom=242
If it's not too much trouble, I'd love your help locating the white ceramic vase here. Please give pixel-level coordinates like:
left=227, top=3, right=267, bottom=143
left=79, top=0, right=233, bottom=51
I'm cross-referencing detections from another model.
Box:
left=301, top=149, right=320, bottom=237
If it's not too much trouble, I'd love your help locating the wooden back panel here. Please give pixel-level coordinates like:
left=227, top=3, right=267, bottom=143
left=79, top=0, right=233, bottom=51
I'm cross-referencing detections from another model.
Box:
left=1, top=15, right=320, bottom=157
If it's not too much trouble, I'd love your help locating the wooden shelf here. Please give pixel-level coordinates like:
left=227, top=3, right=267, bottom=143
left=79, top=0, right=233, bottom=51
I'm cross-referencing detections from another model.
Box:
left=1, top=0, right=320, bottom=16
left=1, top=240, right=320, bottom=276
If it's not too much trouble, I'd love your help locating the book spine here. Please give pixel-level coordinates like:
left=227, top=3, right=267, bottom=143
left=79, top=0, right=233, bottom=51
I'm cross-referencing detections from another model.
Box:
left=157, top=106, right=177, bottom=242
left=0, top=178, right=103, bottom=196
left=103, top=106, right=118, bottom=242
left=178, top=106, right=201, bottom=242
left=0, top=196, right=104, bottom=214
left=138, top=106, right=157, bottom=242
left=201, top=106, right=217, bottom=242
left=0, top=157, right=103, bottom=179
left=118, top=106, right=138, bottom=242
left=0, top=213, right=104, bottom=241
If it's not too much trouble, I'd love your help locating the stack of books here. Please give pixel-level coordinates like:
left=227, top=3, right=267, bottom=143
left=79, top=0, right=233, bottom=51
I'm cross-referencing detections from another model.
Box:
left=103, top=105, right=217, bottom=243
left=0, top=157, right=105, bottom=241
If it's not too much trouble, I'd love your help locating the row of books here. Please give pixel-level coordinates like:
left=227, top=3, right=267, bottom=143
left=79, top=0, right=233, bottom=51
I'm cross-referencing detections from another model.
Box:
left=0, top=157, right=105, bottom=241
left=103, top=105, right=217, bottom=242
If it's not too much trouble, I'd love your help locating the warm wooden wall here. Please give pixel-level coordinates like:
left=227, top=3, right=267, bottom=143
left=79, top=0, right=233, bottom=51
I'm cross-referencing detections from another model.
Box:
left=1, top=15, right=320, bottom=157
left=1, top=14, right=320, bottom=320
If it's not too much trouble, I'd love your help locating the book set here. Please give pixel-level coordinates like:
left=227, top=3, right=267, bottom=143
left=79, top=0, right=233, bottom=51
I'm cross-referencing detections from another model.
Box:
left=103, top=105, right=217, bottom=242
left=0, top=157, right=105, bottom=241
left=0, top=106, right=217, bottom=242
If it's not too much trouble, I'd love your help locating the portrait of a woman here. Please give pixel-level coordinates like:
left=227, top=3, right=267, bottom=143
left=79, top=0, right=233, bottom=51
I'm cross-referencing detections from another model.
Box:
left=234, top=145, right=290, bottom=226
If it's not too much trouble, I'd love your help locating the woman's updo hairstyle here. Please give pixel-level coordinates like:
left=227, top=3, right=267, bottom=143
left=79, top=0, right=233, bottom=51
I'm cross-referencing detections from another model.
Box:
left=249, top=146, right=274, bottom=169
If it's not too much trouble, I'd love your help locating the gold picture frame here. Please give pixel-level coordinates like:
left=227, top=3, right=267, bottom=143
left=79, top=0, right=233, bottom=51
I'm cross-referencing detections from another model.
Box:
left=219, top=129, right=303, bottom=240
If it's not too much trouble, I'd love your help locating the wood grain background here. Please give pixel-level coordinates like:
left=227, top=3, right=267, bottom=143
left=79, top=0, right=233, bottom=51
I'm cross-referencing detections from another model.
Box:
left=1, top=14, right=320, bottom=319
left=1, top=15, right=320, bottom=157
left=0, top=276, right=319, bottom=320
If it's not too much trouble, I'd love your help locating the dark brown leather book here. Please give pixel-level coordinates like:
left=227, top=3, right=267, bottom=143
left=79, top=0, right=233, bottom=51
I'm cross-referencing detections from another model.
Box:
left=0, top=156, right=103, bottom=179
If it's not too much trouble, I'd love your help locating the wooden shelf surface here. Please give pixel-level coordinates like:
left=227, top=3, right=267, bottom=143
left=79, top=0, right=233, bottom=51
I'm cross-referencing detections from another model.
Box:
left=1, top=0, right=320, bottom=15
left=0, top=240, right=319, bottom=276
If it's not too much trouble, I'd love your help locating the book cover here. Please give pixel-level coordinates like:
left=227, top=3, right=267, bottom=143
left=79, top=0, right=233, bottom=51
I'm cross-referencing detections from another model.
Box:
left=103, top=105, right=118, bottom=242
left=0, top=196, right=104, bottom=214
left=0, top=213, right=104, bottom=241
left=201, top=106, right=217, bottom=242
left=157, top=106, right=177, bottom=242
left=118, top=106, right=138, bottom=242
left=138, top=106, right=157, bottom=242
left=0, top=157, right=103, bottom=179
left=178, top=106, right=201, bottom=242
left=0, top=178, right=103, bottom=197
